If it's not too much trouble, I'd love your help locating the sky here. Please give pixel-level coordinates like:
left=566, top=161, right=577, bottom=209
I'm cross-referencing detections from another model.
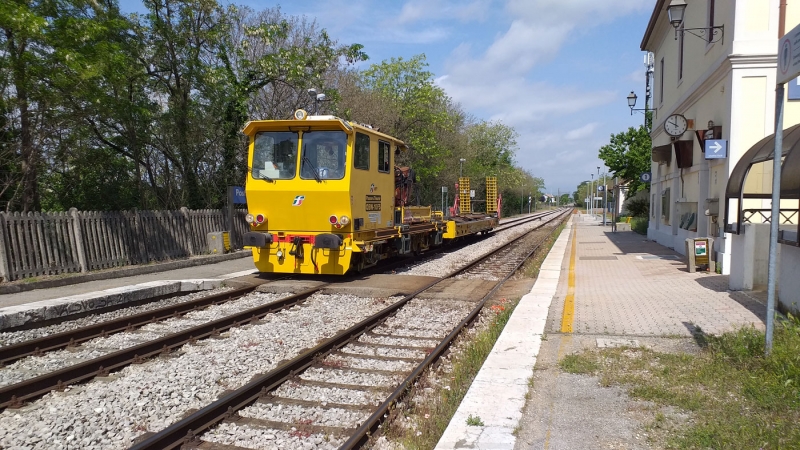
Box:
left=118, top=0, right=656, bottom=195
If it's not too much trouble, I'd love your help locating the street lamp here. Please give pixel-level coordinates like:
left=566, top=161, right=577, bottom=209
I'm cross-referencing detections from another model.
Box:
left=590, top=174, right=594, bottom=215
left=459, top=158, right=466, bottom=178
left=626, top=91, right=646, bottom=115
left=667, top=0, right=724, bottom=43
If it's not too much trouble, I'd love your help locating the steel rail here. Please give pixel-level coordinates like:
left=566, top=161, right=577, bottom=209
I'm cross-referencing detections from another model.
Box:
left=0, top=284, right=328, bottom=409
left=341, top=209, right=572, bottom=449
left=492, top=208, right=566, bottom=233
left=0, top=285, right=257, bottom=366
left=128, top=208, right=572, bottom=450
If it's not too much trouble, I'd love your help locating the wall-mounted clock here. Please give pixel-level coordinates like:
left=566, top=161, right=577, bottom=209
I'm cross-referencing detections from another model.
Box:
left=664, top=113, right=688, bottom=137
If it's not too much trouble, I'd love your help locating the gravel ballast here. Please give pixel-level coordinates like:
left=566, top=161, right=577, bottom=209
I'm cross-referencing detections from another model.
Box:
left=0, top=293, right=402, bottom=449
left=0, top=287, right=233, bottom=347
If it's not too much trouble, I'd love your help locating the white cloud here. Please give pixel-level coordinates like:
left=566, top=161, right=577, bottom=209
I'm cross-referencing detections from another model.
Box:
left=396, top=0, right=491, bottom=25
left=564, top=123, right=598, bottom=140
left=434, top=0, right=651, bottom=191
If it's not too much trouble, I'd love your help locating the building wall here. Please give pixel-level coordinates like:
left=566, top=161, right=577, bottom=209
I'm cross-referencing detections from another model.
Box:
left=643, top=0, right=800, bottom=280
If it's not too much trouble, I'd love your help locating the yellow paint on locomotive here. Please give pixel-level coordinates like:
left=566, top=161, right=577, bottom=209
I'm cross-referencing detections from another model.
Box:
left=241, top=113, right=407, bottom=275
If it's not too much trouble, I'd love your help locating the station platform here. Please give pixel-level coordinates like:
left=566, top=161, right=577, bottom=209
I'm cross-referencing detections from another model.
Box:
left=0, top=255, right=257, bottom=330
left=436, top=213, right=766, bottom=449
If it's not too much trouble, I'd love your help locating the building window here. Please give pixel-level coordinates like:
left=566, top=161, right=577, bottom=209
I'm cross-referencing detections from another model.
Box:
left=678, top=23, right=685, bottom=80
left=661, top=188, right=671, bottom=225
left=659, top=58, right=664, bottom=104
left=707, top=0, right=715, bottom=43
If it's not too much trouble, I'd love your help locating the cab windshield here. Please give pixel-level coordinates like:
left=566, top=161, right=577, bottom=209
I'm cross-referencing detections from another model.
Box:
left=300, top=131, right=348, bottom=180
left=252, top=131, right=298, bottom=181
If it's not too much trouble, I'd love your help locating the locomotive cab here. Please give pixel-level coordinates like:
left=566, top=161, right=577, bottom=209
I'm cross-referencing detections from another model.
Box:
left=242, top=111, right=419, bottom=275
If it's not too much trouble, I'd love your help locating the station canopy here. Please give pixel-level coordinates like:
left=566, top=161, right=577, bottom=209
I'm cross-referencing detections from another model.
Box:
left=726, top=123, right=800, bottom=200
left=725, top=122, right=800, bottom=237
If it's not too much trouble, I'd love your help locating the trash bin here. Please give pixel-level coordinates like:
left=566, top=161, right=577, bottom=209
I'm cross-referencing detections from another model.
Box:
left=685, top=237, right=715, bottom=273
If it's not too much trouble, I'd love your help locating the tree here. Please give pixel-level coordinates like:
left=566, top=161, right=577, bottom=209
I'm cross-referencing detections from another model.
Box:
left=360, top=55, right=455, bottom=187
left=211, top=6, right=366, bottom=198
left=559, top=193, right=571, bottom=205
left=598, top=124, right=651, bottom=195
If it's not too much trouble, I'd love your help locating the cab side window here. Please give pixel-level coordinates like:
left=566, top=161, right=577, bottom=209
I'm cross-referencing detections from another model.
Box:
left=378, top=141, right=391, bottom=173
left=355, top=133, right=370, bottom=170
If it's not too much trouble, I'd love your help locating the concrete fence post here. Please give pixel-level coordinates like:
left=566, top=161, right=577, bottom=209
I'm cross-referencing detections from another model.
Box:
left=0, top=213, right=11, bottom=281
left=180, top=207, right=195, bottom=256
left=69, top=207, right=88, bottom=273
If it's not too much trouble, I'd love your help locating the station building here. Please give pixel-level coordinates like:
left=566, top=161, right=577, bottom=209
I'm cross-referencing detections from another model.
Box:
left=641, top=0, right=800, bottom=313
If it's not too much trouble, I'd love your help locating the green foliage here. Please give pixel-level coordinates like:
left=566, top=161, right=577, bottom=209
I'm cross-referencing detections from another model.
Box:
left=630, top=217, right=648, bottom=234
left=570, top=317, right=800, bottom=448
left=624, top=194, right=650, bottom=218
left=560, top=354, right=599, bottom=374
left=1, top=3, right=535, bottom=213
left=42, top=146, right=140, bottom=211
left=466, top=415, right=484, bottom=426
left=598, top=125, right=651, bottom=196
left=360, top=55, right=455, bottom=187
left=1, top=0, right=358, bottom=211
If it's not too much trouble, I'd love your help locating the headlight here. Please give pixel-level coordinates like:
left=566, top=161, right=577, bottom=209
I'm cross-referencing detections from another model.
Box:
left=339, top=215, right=350, bottom=226
left=294, top=109, right=308, bottom=120
left=245, top=214, right=255, bottom=224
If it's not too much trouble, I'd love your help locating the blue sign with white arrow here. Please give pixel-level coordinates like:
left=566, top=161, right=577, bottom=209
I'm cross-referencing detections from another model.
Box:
left=704, top=139, right=727, bottom=159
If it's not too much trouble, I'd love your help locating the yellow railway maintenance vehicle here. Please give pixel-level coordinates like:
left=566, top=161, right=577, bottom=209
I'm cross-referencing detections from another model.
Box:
left=241, top=109, right=499, bottom=275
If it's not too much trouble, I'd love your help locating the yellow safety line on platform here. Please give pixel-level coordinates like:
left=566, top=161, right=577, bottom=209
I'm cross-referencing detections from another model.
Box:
left=559, top=226, right=576, bottom=333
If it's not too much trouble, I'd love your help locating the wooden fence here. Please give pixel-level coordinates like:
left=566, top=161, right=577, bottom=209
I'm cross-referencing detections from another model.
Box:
left=0, top=208, right=249, bottom=282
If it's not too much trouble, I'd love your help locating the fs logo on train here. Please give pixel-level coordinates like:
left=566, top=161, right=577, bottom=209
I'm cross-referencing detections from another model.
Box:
left=292, top=195, right=305, bottom=206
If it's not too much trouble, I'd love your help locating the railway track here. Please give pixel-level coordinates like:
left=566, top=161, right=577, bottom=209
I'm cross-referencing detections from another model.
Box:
left=130, top=208, right=572, bottom=450
left=392, top=208, right=565, bottom=276
left=0, top=285, right=329, bottom=409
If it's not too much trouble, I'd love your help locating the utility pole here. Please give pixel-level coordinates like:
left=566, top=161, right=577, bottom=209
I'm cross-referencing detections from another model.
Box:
left=603, top=170, right=608, bottom=226
left=766, top=0, right=788, bottom=355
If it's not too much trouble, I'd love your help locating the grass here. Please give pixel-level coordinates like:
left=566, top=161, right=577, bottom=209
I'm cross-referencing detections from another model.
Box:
left=466, top=414, right=484, bottom=426
left=559, top=317, right=800, bottom=449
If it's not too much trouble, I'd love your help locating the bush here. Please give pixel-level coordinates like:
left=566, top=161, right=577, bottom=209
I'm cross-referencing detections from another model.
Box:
left=631, top=217, right=648, bottom=234
left=623, top=190, right=650, bottom=218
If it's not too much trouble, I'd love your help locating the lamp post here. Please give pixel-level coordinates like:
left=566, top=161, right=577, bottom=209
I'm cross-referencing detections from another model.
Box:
left=520, top=184, right=525, bottom=215
left=590, top=174, right=594, bottom=215
left=602, top=167, right=608, bottom=226
left=459, top=158, right=466, bottom=178
left=597, top=166, right=601, bottom=219
left=586, top=178, right=592, bottom=214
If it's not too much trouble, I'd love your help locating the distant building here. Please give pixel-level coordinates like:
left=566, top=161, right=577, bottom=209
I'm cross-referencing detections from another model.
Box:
left=640, top=0, right=800, bottom=310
